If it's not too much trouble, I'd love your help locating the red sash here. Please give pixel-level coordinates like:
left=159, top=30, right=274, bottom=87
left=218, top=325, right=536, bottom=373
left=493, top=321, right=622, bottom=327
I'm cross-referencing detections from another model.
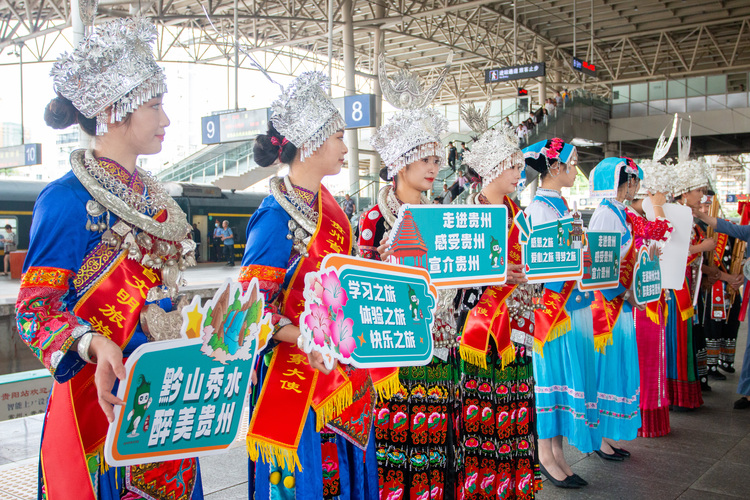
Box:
left=591, top=232, right=637, bottom=352
left=646, top=290, right=668, bottom=325
left=460, top=196, right=520, bottom=369
left=713, top=233, right=728, bottom=268
left=533, top=281, right=575, bottom=353
left=246, top=185, right=370, bottom=471
left=41, top=252, right=176, bottom=500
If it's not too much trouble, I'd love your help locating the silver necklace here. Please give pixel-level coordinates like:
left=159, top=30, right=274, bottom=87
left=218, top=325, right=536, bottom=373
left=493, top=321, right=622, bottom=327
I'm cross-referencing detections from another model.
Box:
left=270, top=176, right=319, bottom=257
left=83, top=149, right=167, bottom=216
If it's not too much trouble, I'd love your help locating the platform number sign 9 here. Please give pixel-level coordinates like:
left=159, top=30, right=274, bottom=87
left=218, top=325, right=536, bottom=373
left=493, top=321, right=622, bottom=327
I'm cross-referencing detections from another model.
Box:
left=201, top=115, right=221, bottom=145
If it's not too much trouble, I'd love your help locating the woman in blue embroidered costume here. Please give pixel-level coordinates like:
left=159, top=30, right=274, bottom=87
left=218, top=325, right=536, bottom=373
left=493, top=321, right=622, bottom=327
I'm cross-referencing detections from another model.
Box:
left=456, top=116, right=542, bottom=499
left=588, top=157, right=673, bottom=459
left=358, top=55, right=459, bottom=499
left=238, top=72, right=377, bottom=500
left=522, top=139, right=596, bottom=489
left=15, top=18, right=203, bottom=500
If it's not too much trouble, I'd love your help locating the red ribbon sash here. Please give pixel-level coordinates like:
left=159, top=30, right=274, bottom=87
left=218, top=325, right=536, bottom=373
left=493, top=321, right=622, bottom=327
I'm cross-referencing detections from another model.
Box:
left=533, top=281, right=575, bottom=352
left=43, top=252, right=165, bottom=500
left=713, top=233, right=728, bottom=268
left=247, top=185, right=368, bottom=471
left=711, top=281, right=727, bottom=320
left=460, top=196, right=520, bottom=368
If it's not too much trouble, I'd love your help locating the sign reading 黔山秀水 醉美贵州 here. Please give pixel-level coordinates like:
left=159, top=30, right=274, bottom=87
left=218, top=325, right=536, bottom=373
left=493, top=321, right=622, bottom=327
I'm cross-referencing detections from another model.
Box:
left=387, top=205, right=509, bottom=288
left=515, top=211, right=584, bottom=283
left=298, top=254, right=437, bottom=372
left=633, top=245, right=663, bottom=305
left=579, top=231, right=621, bottom=291
left=104, top=279, right=272, bottom=467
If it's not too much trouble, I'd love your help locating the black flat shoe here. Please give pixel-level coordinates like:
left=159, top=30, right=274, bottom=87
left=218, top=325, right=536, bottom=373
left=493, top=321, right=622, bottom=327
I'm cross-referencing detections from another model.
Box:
left=709, top=368, right=727, bottom=380
left=568, top=474, right=588, bottom=486
left=734, top=397, right=750, bottom=410
left=595, top=449, right=624, bottom=462
left=701, top=380, right=712, bottom=392
left=612, top=447, right=630, bottom=458
left=540, top=465, right=581, bottom=489
left=720, top=364, right=736, bottom=374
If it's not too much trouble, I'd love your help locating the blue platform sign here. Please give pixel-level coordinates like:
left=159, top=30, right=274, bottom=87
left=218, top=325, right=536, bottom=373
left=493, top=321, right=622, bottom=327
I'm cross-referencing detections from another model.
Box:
left=332, top=94, right=377, bottom=129
left=0, top=143, right=42, bottom=169
left=201, top=108, right=271, bottom=145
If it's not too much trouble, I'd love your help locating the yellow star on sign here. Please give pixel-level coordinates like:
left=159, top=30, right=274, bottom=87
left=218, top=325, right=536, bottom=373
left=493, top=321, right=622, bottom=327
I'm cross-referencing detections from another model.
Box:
left=358, top=333, right=366, bottom=346
left=184, top=302, right=203, bottom=339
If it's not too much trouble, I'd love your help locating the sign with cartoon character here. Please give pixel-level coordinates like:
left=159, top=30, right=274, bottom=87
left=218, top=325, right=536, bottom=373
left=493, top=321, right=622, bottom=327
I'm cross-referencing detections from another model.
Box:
left=387, top=205, right=509, bottom=288
left=633, top=244, right=663, bottom=305
left=578, top=231, right=621, bottom=291
left=298, top=254, right=437, bottom=371
left=515, top=212, right=584, bottom=283
left=104, top=279, right=272, bottom=466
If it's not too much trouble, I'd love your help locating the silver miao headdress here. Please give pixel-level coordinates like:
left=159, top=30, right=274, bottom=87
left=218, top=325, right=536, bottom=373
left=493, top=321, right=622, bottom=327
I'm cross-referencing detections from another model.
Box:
left=638, top=114, right=678, bottom=196
left=461, top=102, right=523, bottom=185
left=371, top=53, right=452, bottom=179
left=270, top=71, right=346, bottom=161
left=51, top=17, right=167, bottom=135
left=672, top=117, right=712, bottom=196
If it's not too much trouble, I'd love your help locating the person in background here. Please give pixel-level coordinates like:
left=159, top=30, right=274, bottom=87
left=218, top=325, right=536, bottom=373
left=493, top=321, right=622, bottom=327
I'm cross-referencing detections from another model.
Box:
left=191, top=223, right=201, bottom=261
left=692, top=206, right=750, bottom=410
left=545, top=98, right=556, bottom=114
left=440, top=182, right=453, bottom=204
left=555, top=90, right=563, bottom=107
left=1, top=224, right=16, bottom=276
left=504, top=116, right=513, bottom=129
left=341, top=193, right=356, bottom=219
left=212, top=219, right=222, bottom=261
left=456, top=169, right=468, bottom=196
left=448, top=140, right=457, bottom=171
left=457, top=141, right=468, bottom=166
left=220, top=220, right=234, bottom=266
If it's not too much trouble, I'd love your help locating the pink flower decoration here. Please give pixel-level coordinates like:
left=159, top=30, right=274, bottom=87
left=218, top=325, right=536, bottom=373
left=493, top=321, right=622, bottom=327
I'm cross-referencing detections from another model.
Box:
left=547, top=138, right=564, bottom=160
left=480, top=473, right=495, bottom=490
left=415, top=491, right=430, bottom=500
left=331, top=310, right=356, bottom=357
left=465, top=471, right=478, bottom=489
left=304, top=303, right=331, bottom=346
left=385, top=488, right=403, bottom=500
left=321, top=271, right=348, bottom=311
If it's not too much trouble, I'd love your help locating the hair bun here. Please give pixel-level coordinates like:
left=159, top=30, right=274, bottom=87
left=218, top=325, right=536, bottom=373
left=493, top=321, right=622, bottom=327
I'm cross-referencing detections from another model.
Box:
left=253, top=123, right=297, bottom=167
left=44, top=96, right=78, bottom=130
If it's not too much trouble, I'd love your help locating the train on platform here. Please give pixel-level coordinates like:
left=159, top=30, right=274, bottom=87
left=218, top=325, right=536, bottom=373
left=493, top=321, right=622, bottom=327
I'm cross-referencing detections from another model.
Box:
left=0, top=180, right=267, bottom=263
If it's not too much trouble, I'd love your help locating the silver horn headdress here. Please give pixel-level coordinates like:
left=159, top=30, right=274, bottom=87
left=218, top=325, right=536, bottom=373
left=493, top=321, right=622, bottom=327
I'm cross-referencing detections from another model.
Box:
left=673, top=117, right=711, bottom=196
left=371, top=54, right=452, bottom=179
left=51, top=17, right=166, bottom=135
left=638, top=113, right=678, bottom=195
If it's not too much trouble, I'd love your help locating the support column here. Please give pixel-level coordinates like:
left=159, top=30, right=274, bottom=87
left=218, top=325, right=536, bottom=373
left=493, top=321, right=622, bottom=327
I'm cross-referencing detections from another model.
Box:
left=343, top=0, right=360, bottom=203
left=537, top=42, right=547, bottom=110
left=369, top=1, right=385, bottom=207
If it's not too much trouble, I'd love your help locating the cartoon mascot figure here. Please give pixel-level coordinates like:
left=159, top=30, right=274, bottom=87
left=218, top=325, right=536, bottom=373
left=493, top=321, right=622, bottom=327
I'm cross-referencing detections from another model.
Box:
left=126, top=375, right=152, bottom=437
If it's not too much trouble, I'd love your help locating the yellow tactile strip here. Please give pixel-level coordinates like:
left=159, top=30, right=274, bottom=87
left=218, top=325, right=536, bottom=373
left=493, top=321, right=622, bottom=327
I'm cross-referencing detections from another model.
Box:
left=0, top=458, right=37, bottom=500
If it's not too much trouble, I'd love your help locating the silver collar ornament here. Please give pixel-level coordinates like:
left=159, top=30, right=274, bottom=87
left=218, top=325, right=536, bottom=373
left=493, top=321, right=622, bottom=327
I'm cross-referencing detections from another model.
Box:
left=72, top=149, right=195, bottom=299
left=270, top=72, right=346, bottom=162
left=50, top=17, right=166, bottom=135
left=371, top=53, right=452, bottom=179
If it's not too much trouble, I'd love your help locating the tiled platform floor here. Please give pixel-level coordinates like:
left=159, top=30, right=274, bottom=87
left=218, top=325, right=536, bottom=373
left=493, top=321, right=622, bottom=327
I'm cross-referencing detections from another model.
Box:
left=1, top=271, right=748, bottom=498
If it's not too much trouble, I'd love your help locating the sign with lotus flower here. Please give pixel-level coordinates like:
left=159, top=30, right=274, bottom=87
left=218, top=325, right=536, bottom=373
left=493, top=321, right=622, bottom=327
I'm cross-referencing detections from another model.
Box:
left=298, top=254, right=438, bottom=371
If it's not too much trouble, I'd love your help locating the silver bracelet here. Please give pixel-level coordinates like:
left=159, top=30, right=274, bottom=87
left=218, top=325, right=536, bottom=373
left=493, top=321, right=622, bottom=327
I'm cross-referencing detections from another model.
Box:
left=623, top=290, right=632, bottom=301
left=77, top=331, right=101, bottom=364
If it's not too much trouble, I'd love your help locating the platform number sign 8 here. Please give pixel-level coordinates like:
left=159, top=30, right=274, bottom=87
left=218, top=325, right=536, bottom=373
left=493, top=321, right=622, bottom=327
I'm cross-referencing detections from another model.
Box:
left=344, top=94, right=374, bottom=128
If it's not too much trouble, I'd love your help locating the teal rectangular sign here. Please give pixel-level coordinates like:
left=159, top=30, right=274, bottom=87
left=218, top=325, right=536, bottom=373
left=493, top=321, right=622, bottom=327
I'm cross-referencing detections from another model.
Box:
left=633, top=246, right=663, bottom=305
left=579, top=231, right=621, bottom=291
left=520, top=215, right=583, bottom=283
left=388, top=205, right=508, bottom=288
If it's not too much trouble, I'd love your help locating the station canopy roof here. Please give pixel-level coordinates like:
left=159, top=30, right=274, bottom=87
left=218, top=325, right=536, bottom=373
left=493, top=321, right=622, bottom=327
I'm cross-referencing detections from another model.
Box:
left=1, top=0, right=749, bottom=103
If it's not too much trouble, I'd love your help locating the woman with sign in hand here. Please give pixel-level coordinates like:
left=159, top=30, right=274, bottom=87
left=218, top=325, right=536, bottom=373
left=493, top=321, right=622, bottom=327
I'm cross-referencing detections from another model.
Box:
left=522, top=139, right=595, bottom=489
left=358, top=55, right=459, bottom=498
left=239, top=72, right=377, bottom=500
left=666, top=149, right=713, bottom=410
left=588, top=158, right=673, bottom=459
left=15, top=18, right=203, bottom=500
left=457, top=123, right=543, bottom=498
